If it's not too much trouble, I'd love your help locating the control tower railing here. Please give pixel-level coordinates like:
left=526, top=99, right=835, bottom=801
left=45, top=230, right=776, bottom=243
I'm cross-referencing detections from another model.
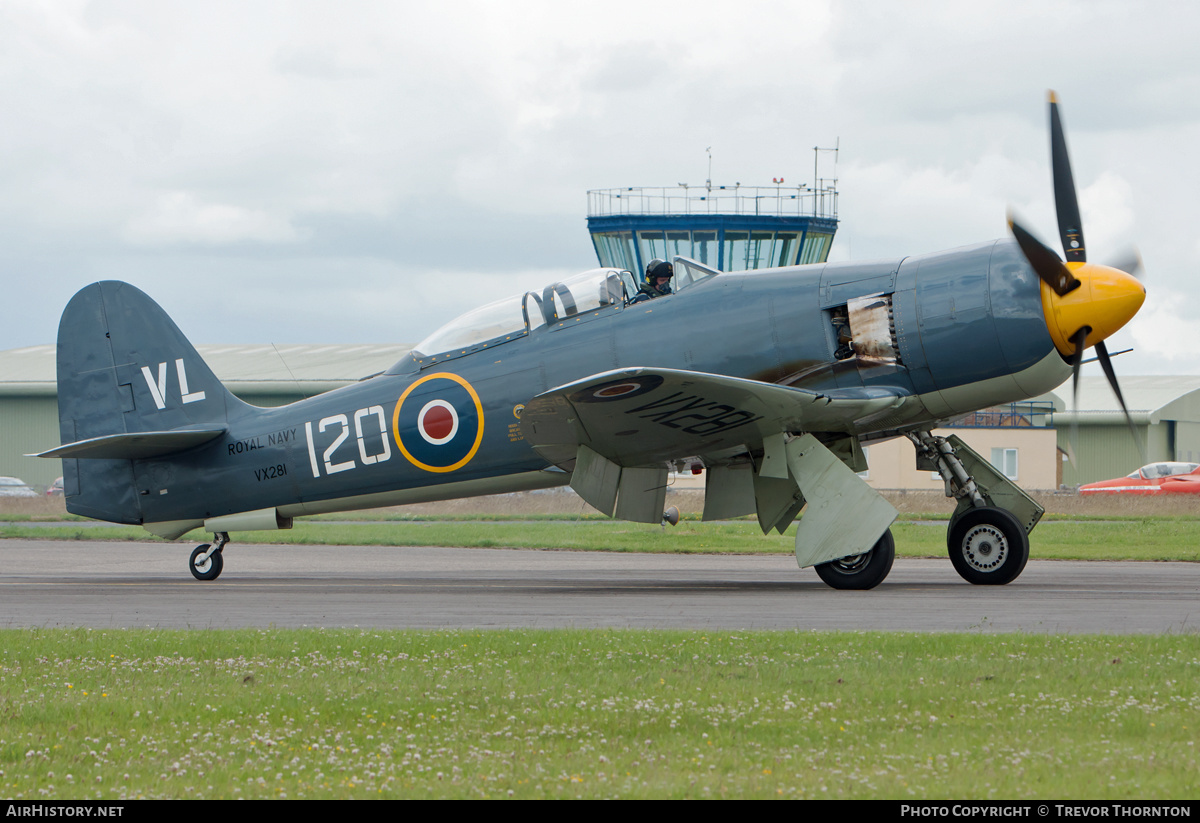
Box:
left=587, top=184, right=838, bottom=220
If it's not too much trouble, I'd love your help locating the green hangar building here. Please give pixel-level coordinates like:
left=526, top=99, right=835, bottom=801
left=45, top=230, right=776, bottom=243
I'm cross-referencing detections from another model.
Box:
left=1052, top=375, right=1200, bottom=487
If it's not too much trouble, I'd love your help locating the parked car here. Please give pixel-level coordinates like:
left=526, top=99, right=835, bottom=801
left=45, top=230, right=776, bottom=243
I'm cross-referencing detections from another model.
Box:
left=1080, top=462, right=1200, bottom=495
left=46, top=477, right=65, bottom=497
left=0, top=476, right=40, bottom=498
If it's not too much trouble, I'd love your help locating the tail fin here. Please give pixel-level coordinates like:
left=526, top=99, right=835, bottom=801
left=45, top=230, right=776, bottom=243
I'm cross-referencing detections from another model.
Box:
left=53, top=281, right=242, bottom=523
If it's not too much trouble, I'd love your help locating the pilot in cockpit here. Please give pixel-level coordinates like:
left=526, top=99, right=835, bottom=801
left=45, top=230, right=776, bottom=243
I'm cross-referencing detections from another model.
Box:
left=631, top=259, right=674, bottom=303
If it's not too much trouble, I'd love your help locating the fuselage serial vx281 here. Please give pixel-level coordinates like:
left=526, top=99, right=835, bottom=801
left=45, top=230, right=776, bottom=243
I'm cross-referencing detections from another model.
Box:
left=38, top=94, right=1145, bottom=588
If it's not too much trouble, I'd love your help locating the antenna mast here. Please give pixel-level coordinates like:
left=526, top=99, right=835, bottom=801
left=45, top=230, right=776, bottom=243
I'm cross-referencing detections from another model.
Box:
left=813, top=139, right=839, bottom=217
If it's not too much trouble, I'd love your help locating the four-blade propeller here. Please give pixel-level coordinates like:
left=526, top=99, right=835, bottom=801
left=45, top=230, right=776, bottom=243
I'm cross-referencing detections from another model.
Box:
left=1008, top=91, right=1146, bottom=461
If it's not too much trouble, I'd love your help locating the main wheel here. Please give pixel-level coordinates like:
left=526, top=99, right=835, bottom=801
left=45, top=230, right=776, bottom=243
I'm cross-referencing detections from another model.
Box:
left=947, top=507, right=1029, bottom=585
left=815, top=529, right=895, bottom=590
left=189, top=544, right=224, bottom=581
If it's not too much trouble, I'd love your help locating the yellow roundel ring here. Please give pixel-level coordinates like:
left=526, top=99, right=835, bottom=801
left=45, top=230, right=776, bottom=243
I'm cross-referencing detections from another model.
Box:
left=392, top=372, right=485, bottom=473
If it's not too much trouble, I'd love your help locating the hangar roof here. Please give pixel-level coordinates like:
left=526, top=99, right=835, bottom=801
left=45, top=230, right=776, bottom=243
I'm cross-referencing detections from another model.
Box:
left=1050, top=375, right=1200, bottom=424
left=0, top=343, right=413, bottom=396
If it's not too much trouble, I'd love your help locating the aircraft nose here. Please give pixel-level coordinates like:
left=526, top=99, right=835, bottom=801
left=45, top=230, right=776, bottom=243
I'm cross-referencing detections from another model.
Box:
left=1041, top=263, right=1146, bottom=356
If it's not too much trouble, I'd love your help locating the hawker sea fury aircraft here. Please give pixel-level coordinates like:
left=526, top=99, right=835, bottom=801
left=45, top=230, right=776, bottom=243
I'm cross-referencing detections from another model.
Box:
left=38, top=94, right=1146, bottom=588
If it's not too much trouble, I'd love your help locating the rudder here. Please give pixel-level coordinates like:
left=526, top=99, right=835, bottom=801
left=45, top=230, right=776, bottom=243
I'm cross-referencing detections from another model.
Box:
left=55, top=281, right=241, bottom=523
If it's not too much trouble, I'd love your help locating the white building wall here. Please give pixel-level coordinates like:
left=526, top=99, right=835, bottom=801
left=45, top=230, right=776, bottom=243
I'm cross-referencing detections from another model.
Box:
left=861, top=427, right=1059, bottom=491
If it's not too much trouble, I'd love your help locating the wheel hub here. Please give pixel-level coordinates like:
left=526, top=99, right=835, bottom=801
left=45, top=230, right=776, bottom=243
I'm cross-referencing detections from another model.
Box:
left=961, top=524, right=1008, bottom=571
left=832, top=550, right=872, bottom=573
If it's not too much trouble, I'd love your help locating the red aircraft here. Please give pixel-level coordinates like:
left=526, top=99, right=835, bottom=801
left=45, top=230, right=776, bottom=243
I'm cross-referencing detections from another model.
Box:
left=1080, top=462, right=1200, bottom=495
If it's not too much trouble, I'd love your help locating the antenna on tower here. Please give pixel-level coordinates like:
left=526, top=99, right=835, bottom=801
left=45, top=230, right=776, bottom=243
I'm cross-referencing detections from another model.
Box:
left=813, top=139, right=840, bottom=217
left=706, top=147, right=713, bottom=194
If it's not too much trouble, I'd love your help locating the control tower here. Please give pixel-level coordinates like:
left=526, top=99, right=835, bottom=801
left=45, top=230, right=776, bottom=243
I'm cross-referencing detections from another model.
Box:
left=586, top=177, right=838, bottom=277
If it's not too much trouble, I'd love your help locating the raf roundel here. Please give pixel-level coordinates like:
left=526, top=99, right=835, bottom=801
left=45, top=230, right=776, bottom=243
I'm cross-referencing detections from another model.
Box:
left=569, top=373, right=664, bottom=404
left=393, top=373, right=484, bottom=473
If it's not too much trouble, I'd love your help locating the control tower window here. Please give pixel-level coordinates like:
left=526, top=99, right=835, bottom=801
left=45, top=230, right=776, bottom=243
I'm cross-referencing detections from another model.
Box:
left=638, top=231, right=666, bottom=267
left=692, top=232, right=717, bottom=267
left=774, top=232, right=799, bottom=267
left=639, top=231, right=718, bottom=270
left=800, top=232, right=832, bottom=265
left=666, top=231, right=690, bottom=260
left=747, top=232, right=774, bottom=268
left=727, top=231, right=787, bottom=271
left=592, top=231, right=637, bottom=272
left=724, top=232, right=749, bottom=271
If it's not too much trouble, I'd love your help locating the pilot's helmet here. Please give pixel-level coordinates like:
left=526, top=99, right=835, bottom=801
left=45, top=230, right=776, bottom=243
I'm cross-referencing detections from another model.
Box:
left=645, top=259, right=674, bottom=283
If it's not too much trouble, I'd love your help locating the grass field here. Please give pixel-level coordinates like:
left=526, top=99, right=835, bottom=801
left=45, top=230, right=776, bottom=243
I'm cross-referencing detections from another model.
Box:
left=1, top=629, right=1197, bottom=800
left=2, top=492, right=1196, bottom=800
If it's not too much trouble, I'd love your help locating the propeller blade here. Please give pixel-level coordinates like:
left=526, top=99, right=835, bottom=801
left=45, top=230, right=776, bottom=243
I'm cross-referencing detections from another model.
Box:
left=1049, top=91, right=1086, bottom=263
left=1009, top=216, right=1081, bottom=296
left=1094, top=339, right=1146, bottom=465
left=1066, top=326, right=1090, bottom=467
left=1105, top=246, right=1144, bottom=280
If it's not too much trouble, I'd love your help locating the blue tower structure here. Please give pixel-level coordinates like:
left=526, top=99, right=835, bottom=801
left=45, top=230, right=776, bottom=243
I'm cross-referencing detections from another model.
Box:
left=586, top=181, right=838, bottom=277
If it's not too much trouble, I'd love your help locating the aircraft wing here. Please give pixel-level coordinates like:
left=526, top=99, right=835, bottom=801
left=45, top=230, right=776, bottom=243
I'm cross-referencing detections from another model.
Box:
left=522, top=367, right=906, bottom=561
left=520, top=367, right=906, bottom=470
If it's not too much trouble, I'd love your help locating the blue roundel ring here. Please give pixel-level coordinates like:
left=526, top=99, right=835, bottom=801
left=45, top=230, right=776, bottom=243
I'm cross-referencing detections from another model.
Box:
left=392, top=373, right=484, bottom=473
left=569, top=374, right=664, bottom=404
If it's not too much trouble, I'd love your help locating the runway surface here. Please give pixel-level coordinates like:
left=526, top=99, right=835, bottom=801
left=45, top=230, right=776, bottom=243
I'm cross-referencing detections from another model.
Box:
left=1, top=539, right=1197, bottom=633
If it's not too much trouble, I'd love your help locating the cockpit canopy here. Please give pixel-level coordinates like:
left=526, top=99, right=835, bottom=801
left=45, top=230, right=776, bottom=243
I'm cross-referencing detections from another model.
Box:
left=399, top=258, right=719, bottom=366
left=411, top=291, right=531, bottom=358
left=1127, top=462, right=1200, bottom=480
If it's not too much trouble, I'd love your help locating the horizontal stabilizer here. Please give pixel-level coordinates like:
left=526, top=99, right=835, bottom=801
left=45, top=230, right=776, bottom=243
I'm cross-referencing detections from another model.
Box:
left=32, top=428, right=227, bottom=460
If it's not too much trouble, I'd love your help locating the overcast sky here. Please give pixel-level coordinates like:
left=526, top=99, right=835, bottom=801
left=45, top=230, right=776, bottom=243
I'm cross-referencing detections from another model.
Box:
left=2, top=0, right=1197, bottom=378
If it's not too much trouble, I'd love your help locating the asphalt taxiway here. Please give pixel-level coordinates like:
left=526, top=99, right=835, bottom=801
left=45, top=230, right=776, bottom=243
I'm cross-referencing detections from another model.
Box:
left=1, top=539, right=1196, bottom=633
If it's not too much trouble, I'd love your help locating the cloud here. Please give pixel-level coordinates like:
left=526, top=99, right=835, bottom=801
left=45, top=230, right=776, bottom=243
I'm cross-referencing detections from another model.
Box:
left=123, top=192, right=300, bottom=245
left=1080, top=171, right=1135, bottom=253
left=2, top=0, right=1200, bottom=375
left=1126, top=288, right=1194, bottom=367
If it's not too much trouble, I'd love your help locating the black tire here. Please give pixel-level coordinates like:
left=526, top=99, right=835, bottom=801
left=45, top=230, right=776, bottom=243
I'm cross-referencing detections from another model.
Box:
left=815, top=529, right=895, bottom=590
left=947, top=506, right=1029, bottom=585
left=189, top=544, right=224, bottom=581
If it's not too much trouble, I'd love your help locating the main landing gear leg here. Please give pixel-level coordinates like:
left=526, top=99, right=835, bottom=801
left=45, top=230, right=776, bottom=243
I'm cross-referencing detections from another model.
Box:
left=189, top=532, right=229, bottom=581
left=908, top=431, right=1039, bottom=586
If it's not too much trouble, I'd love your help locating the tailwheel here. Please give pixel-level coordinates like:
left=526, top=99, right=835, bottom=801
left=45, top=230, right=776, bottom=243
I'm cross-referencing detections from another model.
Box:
left=815, top=529, right=895, bottom=590
left=189, top=532, right=229, bottom=581
left=947, top=507, right=1029, bottom=585
left=189, top=545, right=223, bottom=580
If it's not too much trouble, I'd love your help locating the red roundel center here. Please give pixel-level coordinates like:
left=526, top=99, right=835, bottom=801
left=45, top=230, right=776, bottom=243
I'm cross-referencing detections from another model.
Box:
left=595, top=382, right=640, bottom=398
left=422, top=404, right=455, bottom=440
